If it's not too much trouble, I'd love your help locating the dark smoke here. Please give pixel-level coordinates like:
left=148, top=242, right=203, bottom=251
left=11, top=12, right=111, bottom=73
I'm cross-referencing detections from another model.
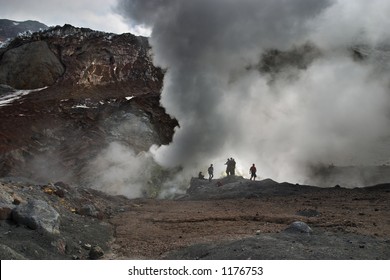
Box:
left=116, top=0, right=390, bottom=186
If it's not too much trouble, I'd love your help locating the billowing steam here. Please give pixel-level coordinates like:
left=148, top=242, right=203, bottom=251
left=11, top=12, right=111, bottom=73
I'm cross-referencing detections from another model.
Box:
left=107, top=0, right=390, bottom=192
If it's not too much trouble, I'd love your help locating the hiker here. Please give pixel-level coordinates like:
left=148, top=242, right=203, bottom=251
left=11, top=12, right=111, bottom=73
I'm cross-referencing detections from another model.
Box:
left=225, top=158, right=236, bottom=176
left=249, top=163, right=257, bottom=180
left=208, top=164, right=214, bottom=182
left=230, top=158, right=236, bottom=176
left=198, top=171, right=205, bottom=179
left=225, top=158, right=231, bottom=176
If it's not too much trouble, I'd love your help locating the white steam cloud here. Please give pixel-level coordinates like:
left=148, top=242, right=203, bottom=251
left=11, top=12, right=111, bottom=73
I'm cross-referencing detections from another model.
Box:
left=114, top=0, right=390, bottom=188
left=88, top=142, right=155, bottom=198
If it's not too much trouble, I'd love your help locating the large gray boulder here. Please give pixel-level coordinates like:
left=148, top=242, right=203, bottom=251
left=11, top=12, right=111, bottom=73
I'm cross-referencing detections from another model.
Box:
left=12, top=199, right=60, bottom=235
left=0, top=41, right=65, bottom=89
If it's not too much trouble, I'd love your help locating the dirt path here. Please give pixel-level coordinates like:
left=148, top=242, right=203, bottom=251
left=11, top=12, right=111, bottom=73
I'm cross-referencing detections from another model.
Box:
left=109, top=188, right=390, bottom=259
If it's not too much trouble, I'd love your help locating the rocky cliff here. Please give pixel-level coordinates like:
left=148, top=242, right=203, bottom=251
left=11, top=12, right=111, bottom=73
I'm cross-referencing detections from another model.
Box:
left=0, top=24, right=177, bottom=185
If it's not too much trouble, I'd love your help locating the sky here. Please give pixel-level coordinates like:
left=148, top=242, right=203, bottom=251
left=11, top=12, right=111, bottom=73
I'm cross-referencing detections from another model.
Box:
left=0, top=0, right=150, bottom=35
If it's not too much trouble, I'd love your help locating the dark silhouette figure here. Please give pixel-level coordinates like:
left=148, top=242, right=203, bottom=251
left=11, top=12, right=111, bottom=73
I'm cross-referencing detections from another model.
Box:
left=225, top=158, right=231, bottom=175
left=198, top=171, right=205, bottom=179
left=249, top=164, right=257, bottom=180
left=225, top=157, right=236, bottom=176
left=208, top=164, right=214, bottom=182
left=230, top=158, right=236, bottom=176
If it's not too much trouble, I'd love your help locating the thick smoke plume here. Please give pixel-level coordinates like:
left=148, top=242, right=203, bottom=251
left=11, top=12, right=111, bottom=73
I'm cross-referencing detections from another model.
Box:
left=116, top=0, right=390, bottom=186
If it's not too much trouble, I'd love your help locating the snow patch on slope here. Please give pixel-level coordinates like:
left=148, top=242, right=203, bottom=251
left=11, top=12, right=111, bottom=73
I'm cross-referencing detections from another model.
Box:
left=0, top=86, right=48, bottom=107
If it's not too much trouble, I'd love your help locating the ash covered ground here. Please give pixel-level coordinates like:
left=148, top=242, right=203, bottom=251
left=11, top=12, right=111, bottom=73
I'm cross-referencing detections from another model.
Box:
left=1, top=176, right=389, bottom=260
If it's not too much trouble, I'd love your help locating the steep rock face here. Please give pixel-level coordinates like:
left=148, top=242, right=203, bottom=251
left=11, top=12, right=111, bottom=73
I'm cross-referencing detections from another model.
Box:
left=0, top=41, right=65, bottom=89
left=0, top=25, right=177, bottom=184
left=0, top=24, right=163, bottom=92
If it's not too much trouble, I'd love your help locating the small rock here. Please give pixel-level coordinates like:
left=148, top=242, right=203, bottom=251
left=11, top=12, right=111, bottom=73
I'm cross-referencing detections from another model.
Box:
left=54, top=188, right=65, bottom=198
left=284, top=221, right=313, bottom=234
left=76, top=204, right=102, bottom=219
left=83, top=243, right=92, bottom=250
left=255, top=230, right=261, bottom=235
left=12, top=194, right=23, bottom=205
left=89, top=245, right=104, bottom=260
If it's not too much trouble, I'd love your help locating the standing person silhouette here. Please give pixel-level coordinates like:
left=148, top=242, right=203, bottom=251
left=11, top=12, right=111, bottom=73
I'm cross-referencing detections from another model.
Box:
left=230, top=158, right=236, bottom=176
left=208, top=164, right=214, bottom=182
left=249, top=164, right=257, bottom=180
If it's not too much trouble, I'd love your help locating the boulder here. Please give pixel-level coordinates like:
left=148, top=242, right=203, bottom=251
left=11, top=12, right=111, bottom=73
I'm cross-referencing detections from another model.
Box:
left=0, top=41, right=65, bottom=89
left=284, top=221, right=313, bottom=234
left=12, top=199, right=60, bottom=235
left=76, top=204, right=102, bottom=219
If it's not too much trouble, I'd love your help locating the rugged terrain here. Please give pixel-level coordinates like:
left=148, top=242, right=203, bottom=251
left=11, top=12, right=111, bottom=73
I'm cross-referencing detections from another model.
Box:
left=0, top=23, right=389, bottom=260
left=1, top=176, right=389, bottom=260
left=0, top=24, right=177, bottom=185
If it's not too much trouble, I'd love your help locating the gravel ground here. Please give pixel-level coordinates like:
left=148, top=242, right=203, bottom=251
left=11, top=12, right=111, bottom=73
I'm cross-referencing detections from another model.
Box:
left=1, top=177, right=389, bottom=260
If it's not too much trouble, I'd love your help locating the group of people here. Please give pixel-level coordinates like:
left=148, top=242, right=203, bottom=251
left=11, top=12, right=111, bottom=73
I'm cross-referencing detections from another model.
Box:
left=198, top=163, right=215, bottom=182
left=225, top=158, right=236, bottom=176
left=198, top=158, right=258, bottom=181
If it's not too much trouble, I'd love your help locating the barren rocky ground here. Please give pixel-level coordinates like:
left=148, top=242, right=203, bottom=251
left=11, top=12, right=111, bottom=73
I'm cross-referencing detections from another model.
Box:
left=110, top=178, right=390, bottom=260
left=2, top=176, right=388, bottom=260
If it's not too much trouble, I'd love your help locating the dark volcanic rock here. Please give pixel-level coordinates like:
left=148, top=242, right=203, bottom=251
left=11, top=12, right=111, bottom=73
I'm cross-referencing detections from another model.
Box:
left=284, top=221, right=313, bottom=234
left=12, top=199, right=60, bottom=235
left=77, top=204, right=102, bottom=219
left=89, top=245, right=104, bottom=260
left=0, top=40, right=65, bottom=89
left=0, top=180, right=123, bottom=259
left=1, top=24, right=163, bottom=91
left=0, top=25, right=177, bottom=183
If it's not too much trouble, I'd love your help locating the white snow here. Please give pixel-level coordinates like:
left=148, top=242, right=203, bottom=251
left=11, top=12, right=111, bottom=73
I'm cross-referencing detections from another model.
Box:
left=71, top=104, right=90, bottom=109
left=125, top=96, right=135, bottom=101
left=0, top=87, right=48, bottom=107
left=13, top=22, right=20, bottom=26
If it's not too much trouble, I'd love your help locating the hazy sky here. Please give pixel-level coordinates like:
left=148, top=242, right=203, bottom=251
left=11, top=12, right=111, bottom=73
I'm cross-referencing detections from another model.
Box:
left=0, top=0, right=149, bottom=35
